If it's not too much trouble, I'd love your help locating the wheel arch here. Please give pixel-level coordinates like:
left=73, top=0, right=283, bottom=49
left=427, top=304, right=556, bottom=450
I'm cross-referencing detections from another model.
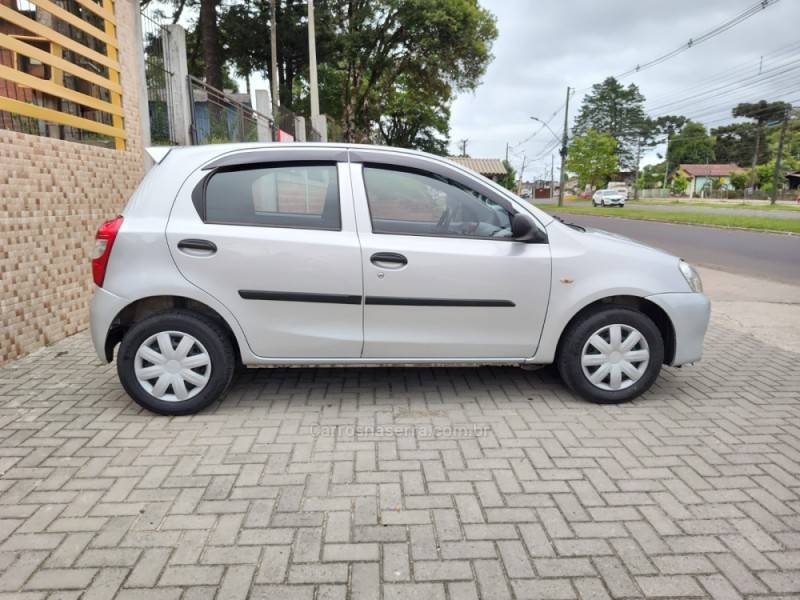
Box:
left=554, top=295, right=676, bottom=365
left=104, top=295, right=243, bottom=364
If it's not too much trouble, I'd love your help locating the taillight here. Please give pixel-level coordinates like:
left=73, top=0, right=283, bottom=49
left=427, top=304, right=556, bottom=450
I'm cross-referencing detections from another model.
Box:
left=92, top=216, right=123, bottom=287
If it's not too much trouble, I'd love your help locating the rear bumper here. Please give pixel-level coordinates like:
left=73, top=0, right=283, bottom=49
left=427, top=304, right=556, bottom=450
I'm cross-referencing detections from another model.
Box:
left=646, top=292, right=711, bottom=366
left=90, top=286, right=129, bottom=362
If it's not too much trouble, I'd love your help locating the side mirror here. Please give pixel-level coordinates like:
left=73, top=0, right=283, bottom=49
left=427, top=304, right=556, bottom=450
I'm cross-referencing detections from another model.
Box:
left=511, top=213, right=545, bottom=242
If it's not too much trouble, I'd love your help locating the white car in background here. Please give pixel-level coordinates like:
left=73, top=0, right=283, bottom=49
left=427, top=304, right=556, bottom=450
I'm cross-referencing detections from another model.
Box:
left=593, top=189, right=626, bottom=207
left=90, top=143, right=709, bottom=415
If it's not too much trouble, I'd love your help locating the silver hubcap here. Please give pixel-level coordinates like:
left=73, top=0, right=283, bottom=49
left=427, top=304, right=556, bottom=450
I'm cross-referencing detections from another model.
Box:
left=134, top=331, right=211, bottom=402
left=581, top=324, right=650, bottom=391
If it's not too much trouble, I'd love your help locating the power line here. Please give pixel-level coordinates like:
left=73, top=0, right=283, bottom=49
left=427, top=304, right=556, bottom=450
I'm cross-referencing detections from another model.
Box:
left=644, top=39, right=800, bottom=107
left=646, top=58, right=800, bottom=114
left=616, top=0, right=781, bottom=80
left=512, top=96, right=573, bottom=150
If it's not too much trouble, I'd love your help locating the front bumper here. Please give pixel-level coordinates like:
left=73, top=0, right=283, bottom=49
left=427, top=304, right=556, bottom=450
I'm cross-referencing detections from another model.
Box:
left=646, top=292, right=711, bottom=366
left=90, top=286, right=129, bottom=362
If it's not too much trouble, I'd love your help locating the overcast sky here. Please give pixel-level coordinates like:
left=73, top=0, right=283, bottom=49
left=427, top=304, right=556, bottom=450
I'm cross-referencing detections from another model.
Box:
left=449, top=0, right=799, bottom=180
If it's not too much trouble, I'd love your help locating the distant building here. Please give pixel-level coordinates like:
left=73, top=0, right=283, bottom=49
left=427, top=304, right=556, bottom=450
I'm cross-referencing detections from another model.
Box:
left=786, top=171, right=800, bottom=190
left=447, top=157, right=507, bottom=182
left=679, top=163, right=747, bottom=196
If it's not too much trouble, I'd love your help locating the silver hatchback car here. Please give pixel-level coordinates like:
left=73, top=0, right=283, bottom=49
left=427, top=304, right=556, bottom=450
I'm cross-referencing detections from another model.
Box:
left=91, top=144, right=710, bottom=415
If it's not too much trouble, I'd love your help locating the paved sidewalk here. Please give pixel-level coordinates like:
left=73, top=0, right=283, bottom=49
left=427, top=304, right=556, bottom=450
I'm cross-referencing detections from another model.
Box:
left=0, top=317, right=799, bottom=599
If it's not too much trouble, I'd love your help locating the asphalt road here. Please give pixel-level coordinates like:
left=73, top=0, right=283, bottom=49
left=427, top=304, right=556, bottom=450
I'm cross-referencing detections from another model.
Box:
left=551, top=213, right=800, bottom=285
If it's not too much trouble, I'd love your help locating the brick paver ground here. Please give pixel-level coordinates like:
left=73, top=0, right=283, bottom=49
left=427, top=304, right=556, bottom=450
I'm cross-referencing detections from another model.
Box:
left=0, top=321, right=799, bottom=599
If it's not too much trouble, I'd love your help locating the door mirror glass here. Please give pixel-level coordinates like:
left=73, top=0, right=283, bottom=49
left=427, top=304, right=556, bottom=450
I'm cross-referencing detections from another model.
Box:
left=511, top=213, right=544, bottom=242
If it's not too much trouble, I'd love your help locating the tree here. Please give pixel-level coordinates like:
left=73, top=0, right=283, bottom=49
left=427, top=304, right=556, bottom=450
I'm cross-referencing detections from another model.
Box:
left=219, top=0, right=496, bottom=148
left=200, top=0, right=224, bottom=91
left=729, top=170, right=749, bottom=191
left=573, top=77, right=648, bottom=170
left=565, top=129, right=619, bottom=190
left=654, top=115, right=688, bottom=137
left=712, top=123, right=766, bottom=167
left=333, top=0, right=497, bottom=143
left=497, top=160, right=517, bottom=191
left=654, top=115, right=688, bottom=180
left=667, top=120, right=715, bottom=166
left=671, top=173, right=689, bottom=196
left=377, top=75, right=450, bottom=154
left=733, top=100, right=792, bottom=187
left=637, top=162, right=666, bottom=189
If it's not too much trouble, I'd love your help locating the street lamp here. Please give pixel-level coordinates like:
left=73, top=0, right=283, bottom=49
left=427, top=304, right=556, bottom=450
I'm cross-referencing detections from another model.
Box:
left=529, top=116, right=561, bottom=144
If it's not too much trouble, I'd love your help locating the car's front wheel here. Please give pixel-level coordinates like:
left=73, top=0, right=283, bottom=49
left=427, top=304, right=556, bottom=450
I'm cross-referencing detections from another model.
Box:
left=556, top=306, right=664, bottom=404
left=117, top=311, right=235, bottom=415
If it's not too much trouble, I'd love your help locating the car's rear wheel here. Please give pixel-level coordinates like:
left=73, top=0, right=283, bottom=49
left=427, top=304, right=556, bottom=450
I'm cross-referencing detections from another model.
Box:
left=556, top=306, right=664, bottom=404
left=117, top=311, right=235, bottom=415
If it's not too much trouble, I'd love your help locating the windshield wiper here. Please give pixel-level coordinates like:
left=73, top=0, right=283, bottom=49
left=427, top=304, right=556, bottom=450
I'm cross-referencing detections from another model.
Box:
left=554, top=215, right=586, bottom=232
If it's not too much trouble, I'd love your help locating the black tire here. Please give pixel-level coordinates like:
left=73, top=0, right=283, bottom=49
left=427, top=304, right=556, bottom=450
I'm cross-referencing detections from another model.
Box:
left=117, top=310, right=235, bottom=415
left=556, top=306, right=664, bottom=404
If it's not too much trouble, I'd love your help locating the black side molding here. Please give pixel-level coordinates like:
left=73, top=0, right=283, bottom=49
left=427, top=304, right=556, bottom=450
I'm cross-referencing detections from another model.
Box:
left=365, top=297, right=515, bottom=307
left=239, top=290, right=362, bottom=305
left=239, top=291, right=515, bottom=307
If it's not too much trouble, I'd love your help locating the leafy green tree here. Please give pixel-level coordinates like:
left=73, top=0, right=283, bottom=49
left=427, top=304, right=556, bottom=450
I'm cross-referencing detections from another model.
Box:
left=654, top=115, right=688, bottom=179
left=573, top=77, right=648, bottom=170
left=729, top=170, right=749, bottom=190
left=671, top=173, right=689, bottom=195
left=637, top=162, right=666, bottom=189
left=667, top=121, right=715, bottom=166
left=565, top=129, right=619, bottom=190
left=733, top=100, right=792, bottom=186
left=497, top=159, right=517, bottom=191
left=712, top=123, right=766, bottom=166
left=332, top=0, right=497, bottom=143
left=377, top=75, right=451, bottom=154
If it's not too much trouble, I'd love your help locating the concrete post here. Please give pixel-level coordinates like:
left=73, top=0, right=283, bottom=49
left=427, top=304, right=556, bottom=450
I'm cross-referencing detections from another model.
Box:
left=165, top=24, right=192, bottom=145
left=311, top=114, right=328, bottom=142
left=294, top=116, right=306, bottom=142
left=133, top=9, right=152, bottom=168
left=254, top=89, right=273, bottom=143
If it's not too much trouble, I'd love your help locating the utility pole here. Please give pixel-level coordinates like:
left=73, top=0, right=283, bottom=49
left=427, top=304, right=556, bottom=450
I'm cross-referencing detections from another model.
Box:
left=270, top=0, right=280, bottom=140
left=459, top=139, right=469, bottom=157
left=771, top=106, right=791, bottom=205
left=557, top=86, right=571, bottom=207
left=517, top=153, right=528, bottom=195
left=307, top=0, right=320, bottom=120
left=633, top=137, right=642, bottom=201
left=662, top=134, right=670, bottom=191
left=749, top=126, right=761, bottom=196
left=505, top=142, right=509, bottom=162
left=550, top=154, right=555, bottom=200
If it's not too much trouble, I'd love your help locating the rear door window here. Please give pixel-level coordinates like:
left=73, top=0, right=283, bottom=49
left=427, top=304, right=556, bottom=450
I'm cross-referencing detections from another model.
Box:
left=203, top=163, right=340, bottom=230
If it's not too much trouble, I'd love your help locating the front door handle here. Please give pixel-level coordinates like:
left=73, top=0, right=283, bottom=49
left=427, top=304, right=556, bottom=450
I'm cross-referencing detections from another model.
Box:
left=370, top=252, right=407, bottom=268
left=178, top=239, right=217, bottom=255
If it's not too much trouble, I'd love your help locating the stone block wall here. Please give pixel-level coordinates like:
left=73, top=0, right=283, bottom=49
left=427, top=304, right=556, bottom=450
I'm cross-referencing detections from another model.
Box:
left=0, top=0, right=146, bottom=363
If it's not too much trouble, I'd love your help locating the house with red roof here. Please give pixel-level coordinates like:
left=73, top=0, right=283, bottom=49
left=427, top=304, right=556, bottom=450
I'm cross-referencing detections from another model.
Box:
left=678, top=163, right=747, bottom=197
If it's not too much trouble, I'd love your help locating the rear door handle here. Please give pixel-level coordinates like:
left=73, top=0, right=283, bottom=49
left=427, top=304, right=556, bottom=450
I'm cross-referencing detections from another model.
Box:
left=178, top=239, right=217, bottom=255
left=370, top=252, right=407, bottom=268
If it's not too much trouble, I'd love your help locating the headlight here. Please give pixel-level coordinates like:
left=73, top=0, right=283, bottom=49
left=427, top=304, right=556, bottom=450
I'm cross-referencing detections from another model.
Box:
left=679, top=260, right=703, bottom=293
